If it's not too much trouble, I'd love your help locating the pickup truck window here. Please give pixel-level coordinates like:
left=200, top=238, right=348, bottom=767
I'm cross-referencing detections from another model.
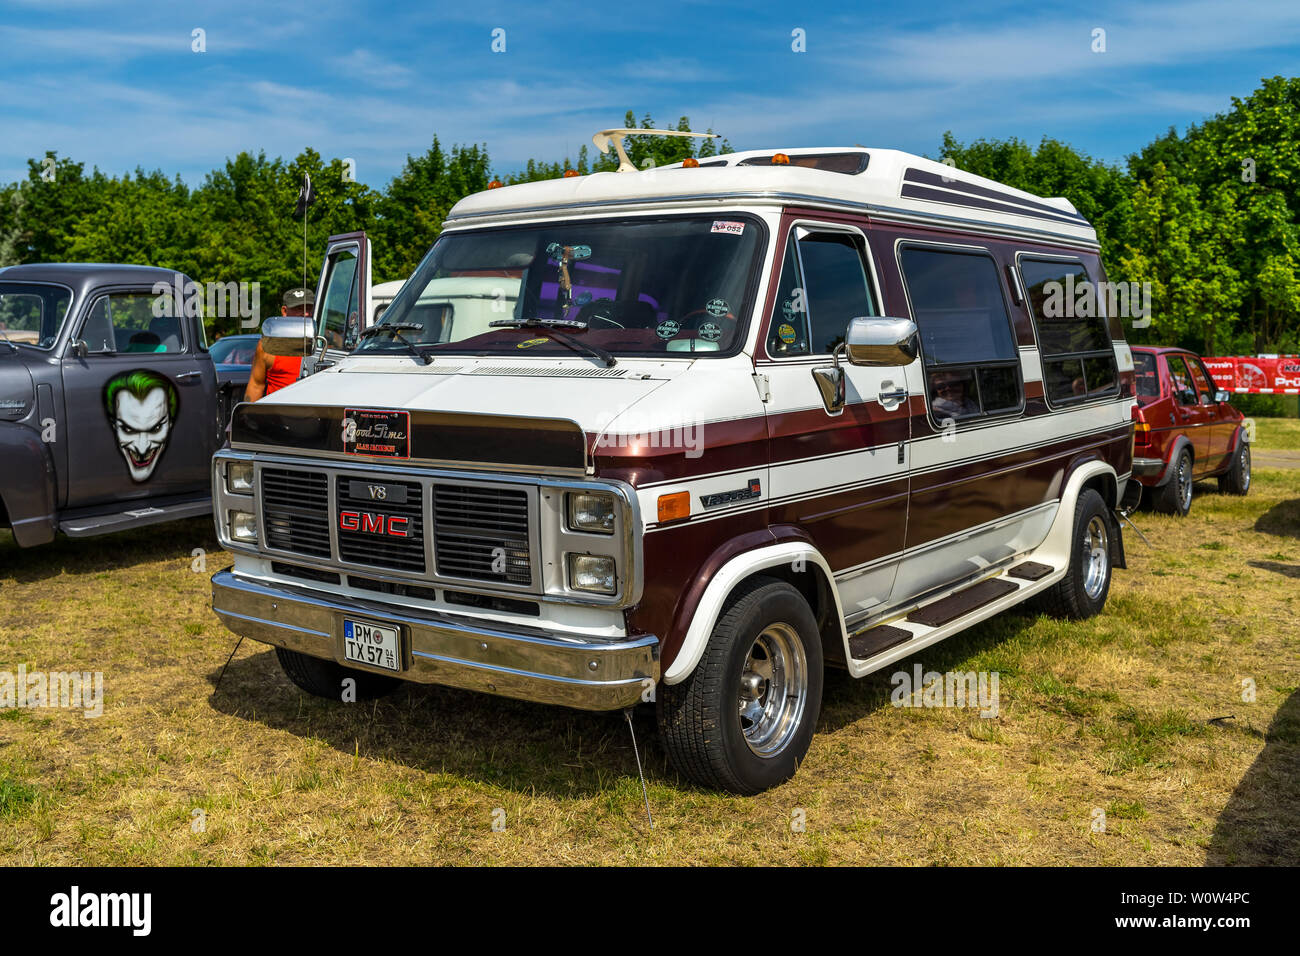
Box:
left=362, top=214, right=765, bottom=358
left=80, top=292, right=186, bottom=354
left=0, top=282, right=73, bottom=349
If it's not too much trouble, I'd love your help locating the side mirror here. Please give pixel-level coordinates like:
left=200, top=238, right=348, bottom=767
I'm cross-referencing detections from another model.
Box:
left=260, top=315, right=316, bottom=357
left=1215, top=389, right=1231, bottom=403
left=844, top=317, right=919, bottom=367
left=72, top=339, right=88, bottom=359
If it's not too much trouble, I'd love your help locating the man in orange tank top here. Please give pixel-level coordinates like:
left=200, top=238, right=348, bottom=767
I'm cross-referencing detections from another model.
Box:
left=245, top=288, right=314, bottom=402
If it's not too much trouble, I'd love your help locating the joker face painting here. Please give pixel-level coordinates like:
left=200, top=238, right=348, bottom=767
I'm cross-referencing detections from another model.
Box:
left=104, top=369, right=178, bottom=482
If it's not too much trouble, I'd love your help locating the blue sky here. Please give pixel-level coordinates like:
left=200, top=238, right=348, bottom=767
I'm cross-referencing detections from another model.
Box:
left=2, top=0, right=1298, bottom=190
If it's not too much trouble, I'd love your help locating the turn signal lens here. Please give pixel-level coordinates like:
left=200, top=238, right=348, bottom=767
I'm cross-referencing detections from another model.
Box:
left=772, top=152, right=791, bottom=165
left=657, top=491, right=690, bottom=523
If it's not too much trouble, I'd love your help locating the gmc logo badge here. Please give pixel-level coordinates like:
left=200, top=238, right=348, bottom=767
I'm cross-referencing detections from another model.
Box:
left=339, top=510, right=410, bottom=537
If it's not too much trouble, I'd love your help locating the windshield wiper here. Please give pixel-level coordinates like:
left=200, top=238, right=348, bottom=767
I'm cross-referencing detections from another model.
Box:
left=359, top=322, right=433, bottom=365
left=489, top=317, right=616, bottom=368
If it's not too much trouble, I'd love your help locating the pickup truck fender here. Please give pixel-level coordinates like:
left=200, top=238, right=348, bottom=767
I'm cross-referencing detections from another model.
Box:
left=0, top=422, right=57, bottom=547
left=662, top=540, right=846, bottom=685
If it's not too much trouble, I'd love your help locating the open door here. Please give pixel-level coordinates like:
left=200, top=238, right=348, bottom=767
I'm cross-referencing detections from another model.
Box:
left=302, top=231, right=372, bottom=376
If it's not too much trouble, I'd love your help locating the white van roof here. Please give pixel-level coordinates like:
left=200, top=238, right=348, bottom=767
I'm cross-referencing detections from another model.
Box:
left=446, top=147, right=1097, bottom=248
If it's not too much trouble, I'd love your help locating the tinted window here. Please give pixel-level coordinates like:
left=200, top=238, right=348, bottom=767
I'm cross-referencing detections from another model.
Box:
left=1134, top=351, right=1159, bottom=400
left=900, top=246, right=1021, bottom=421
left=768, top=230, right=876, bottom=356
left=1019, top=257, right=1117, bottom=405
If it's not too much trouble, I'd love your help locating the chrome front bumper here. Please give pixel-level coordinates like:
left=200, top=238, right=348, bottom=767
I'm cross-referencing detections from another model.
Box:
left=211, top=571, right=659, bottom=711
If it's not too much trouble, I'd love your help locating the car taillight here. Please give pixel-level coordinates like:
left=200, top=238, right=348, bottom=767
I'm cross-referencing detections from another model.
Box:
left=1133, top=419, right=1150, bottom=448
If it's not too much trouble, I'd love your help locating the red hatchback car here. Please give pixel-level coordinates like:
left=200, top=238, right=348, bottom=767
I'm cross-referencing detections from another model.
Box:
left=1130, top=346, right=1251, bottom=515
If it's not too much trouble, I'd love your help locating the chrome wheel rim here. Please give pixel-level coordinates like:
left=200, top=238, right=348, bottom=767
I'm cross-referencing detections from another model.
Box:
left=1176, top=455, right=1192, bottom=511
left=738, top=623, right=808, bottom=757
left=1082, top=514, right=1109, bottom=600
left=1240, top=445, right=1251, bottom=491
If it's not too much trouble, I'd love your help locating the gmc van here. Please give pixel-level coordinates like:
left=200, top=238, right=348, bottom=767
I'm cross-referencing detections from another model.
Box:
left=210, top=141, right=1137, bottom=794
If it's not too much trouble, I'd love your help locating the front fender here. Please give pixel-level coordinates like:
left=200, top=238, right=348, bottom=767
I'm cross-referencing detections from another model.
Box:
left=0, top=422, right=57, bottom=547
left=662, top=538, right=845, bottom=684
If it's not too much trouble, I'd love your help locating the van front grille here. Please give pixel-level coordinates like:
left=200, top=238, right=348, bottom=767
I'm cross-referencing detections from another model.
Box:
left=336, top=476, right=426, bottom=573
left=433, top=485, right=532, bottom=586
left=261, top=468, right=330, bottom=558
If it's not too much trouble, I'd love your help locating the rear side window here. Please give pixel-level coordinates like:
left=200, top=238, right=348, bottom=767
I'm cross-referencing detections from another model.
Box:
left=1134, top=351, right=1160, bottom=401
left=1019, top=257, right=1117, bottom=405
left=899, top=246, right=1022, bottom=422
left=767, top=230, right=876, bottom=357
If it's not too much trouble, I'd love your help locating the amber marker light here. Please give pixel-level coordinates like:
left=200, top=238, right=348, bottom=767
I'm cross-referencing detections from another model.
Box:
left=488, top=179, right=503, bottom=189
left=682, top=157, right=700, bottom=168
left=772, top=152, right=791, bottom=165
left=657, top=491, right=690, bottom=523
left=563, top=169, right=579, bottom=177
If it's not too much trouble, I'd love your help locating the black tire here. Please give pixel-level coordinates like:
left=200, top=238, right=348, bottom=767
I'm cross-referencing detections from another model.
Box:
left=1037, top=488, right=1113, bottom=620
left=656, top=576, right=823, bottom=795
left=275, top=646, right=400, bottom=701
left=1218, top=441, right=1251, bottom=496
left=1152, top=448, right=1193, bottom=516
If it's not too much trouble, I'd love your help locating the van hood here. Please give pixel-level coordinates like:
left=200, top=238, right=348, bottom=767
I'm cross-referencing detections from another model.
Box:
left=230, top=356, right=690, bottom=474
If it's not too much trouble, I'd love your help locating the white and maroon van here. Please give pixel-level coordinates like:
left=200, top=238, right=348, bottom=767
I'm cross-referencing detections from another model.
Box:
left=211, top=141, right=1138, bottom=794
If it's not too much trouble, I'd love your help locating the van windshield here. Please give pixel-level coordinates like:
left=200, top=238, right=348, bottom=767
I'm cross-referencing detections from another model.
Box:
left=359, top=214, right=765, bottom=358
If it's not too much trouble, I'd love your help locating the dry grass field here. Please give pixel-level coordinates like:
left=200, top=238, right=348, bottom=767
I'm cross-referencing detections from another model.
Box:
left=2, top=434, right=1298, bottom=865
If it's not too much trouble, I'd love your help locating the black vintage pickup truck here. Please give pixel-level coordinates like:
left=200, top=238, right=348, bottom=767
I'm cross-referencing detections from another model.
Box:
left=0, top=263, right=228, bottom=547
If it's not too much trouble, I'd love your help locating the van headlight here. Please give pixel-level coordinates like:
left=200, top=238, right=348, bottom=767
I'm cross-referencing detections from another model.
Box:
left=567, top=492, right=616, bottom=534
left=568, top=554, right=616, bottom=593
left=227, top=461, right=254, bottom=494
left=230, top=510, right=258, bottom=542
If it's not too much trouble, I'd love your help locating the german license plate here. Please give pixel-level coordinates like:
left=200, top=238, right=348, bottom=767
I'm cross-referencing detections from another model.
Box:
left=342, top=619, right=401, bottom=672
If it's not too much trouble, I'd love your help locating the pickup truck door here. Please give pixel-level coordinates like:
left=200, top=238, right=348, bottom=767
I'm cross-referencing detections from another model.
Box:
left=59, top=286, right=216, bottom=509
left=303, top=231, right=372, bottom=376
left=760, top=220, right=913, bottom=623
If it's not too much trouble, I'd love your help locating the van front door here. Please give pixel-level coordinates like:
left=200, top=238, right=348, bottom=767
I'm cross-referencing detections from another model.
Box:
left=759, top=220, right=913, bottom=624
left=303, top=232, right=372, bottom=376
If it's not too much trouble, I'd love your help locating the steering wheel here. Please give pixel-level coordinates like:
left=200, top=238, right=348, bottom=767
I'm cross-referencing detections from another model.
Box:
left=575, top=298, right=625, bottom=329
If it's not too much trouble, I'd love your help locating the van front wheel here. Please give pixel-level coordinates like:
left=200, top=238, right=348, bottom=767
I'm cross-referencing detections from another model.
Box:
left=656, top=577, right=823, bottom=795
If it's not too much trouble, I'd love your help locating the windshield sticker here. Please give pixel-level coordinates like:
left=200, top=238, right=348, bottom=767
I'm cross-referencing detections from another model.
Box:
left=710, top=221, right=746, bottom=236
left=698, top=322, right=723, bottom=342
left=517, top=337, right=548, bottom=349
left=777, top=323, right=798, bottom=344
left=576, top=291, right=593, bottom=305
left=104, top=369, right=178, bottom=482
left=781, top=299, right=796, bottom=322
left=706, top=298, right=730, bottom=318
left=656, top=320, right=681, bottom=340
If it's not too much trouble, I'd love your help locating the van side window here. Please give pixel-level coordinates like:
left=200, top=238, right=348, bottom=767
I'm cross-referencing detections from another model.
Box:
left=899, top=246, right=1022, bottom=421
left=768, top=230, right=876, bottom=357
left=1018, top=258, right=1118, bottom=404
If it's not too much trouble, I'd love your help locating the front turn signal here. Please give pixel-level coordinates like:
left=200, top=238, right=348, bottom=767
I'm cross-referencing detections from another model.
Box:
left=657, top=491, right=690, bottom=523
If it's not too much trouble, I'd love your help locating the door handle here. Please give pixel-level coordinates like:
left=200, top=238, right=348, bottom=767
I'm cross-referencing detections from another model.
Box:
left=878, top=386, right=908, bottom=405
left=176, top=370, right=202, bottom=380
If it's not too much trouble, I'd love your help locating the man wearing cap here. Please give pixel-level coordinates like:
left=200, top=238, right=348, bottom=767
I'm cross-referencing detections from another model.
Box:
left=244, top=288, right=314, bottom=401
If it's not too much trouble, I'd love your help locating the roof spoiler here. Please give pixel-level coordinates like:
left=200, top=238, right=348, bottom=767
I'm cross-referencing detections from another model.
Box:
left=592, top=128, right=719, bottom=173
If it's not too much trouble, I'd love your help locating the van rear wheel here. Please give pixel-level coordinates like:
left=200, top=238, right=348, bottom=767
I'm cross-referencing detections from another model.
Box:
left=656, top=577, right=823, bottom=795
left=1037, top=488, right=1112, bottom=620
left=275, top=647, right=401, bottom=701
